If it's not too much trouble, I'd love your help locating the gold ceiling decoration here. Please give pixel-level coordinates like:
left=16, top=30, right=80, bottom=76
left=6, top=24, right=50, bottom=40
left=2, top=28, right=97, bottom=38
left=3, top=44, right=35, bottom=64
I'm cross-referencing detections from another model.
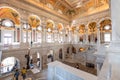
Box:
left=46, top=20, right=54, bottom=31
left=57, top=23, right=63, bottom=31
left=100, top=19, right=111, bottom=31
left=88, top=22, right=97, bottom=32
left=100, top=19, right=111, bottom=28
left=71, top=26, right=76, bottom=33
left=79, top=24, right=85, bottom=33
left=28, top=15, right=40, bottom=28
left=25, top=0, right=109, bottom=17
left=0, top=7, right=20, bottom=25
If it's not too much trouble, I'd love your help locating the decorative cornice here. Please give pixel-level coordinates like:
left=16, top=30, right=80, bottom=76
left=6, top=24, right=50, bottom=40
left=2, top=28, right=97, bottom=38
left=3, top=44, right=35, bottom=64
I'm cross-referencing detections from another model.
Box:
left=73, top=9, right=110, bottom=25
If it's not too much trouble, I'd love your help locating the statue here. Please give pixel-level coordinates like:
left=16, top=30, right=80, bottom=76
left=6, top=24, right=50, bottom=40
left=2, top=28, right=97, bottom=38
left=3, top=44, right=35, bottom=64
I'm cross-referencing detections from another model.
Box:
left=25, top=50, right=30, bottom=69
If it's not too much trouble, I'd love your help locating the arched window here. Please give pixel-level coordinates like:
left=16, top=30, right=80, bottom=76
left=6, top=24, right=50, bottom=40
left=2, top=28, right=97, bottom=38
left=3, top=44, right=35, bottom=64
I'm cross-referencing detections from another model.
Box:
left=100, top=19, right=111, bottom=43
left=104, top=25, right=111, bottom=42
left=2, top=19, right=14, bottom=27
left=0, top=7, right=20, bottom=44
left=0, top=57, right=20, bottom=74
left=46, top=20, right=55, bottom=43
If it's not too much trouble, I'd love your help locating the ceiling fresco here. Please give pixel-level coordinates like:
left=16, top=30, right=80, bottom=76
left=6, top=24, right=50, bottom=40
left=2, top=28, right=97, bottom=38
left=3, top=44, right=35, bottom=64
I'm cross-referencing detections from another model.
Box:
left=28, top=15, right=40, bottom=28
left=0, top=7, right=20, bottom=25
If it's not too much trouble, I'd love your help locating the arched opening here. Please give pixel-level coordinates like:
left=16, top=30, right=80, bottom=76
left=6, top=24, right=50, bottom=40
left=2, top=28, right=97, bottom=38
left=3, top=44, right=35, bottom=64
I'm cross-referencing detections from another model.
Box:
left=46, top=20, right=55, bottom=43
left=59, top=48, right=63, bottom=60
left=47, top=50, right=54, bottom=63
left=100, top=19, right=111, bottom=43
left=25, top=50, right=42, bottom=70
left=71, top=26, right=78, bottom=43
left=28, top=15, right=41, bottom=44
left=79, top=24, right=85, bottom=43
left=88, top=22, right=97, bottom=43
left=0, top=57, right=20, bottom=74
left=0, top=7, right=20, bottom=45
left=57, top=23, right=64, bottom=43
left=72, top=46, right=76, bottom=54
left=67, top=47, right=70, bottom=54
left=36, top=52, right=42, bottom=70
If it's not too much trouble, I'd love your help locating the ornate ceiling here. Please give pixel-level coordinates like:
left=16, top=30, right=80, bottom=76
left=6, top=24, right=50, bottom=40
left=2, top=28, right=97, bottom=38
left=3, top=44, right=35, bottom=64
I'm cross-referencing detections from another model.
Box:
left=34, top=0, right=109, bottom=18
left=0, top=7, right=20, bottom=25
left=65, top=0, right=89, bottom=8
left=0, top=0, right=110, bottom=23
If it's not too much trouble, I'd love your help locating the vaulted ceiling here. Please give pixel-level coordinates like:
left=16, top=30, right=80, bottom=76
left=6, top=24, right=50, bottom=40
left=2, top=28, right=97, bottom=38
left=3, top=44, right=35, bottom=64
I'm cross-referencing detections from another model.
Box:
left=0, top=0, right=109, bottom=20
left=34, top=0, right=109, bottom=18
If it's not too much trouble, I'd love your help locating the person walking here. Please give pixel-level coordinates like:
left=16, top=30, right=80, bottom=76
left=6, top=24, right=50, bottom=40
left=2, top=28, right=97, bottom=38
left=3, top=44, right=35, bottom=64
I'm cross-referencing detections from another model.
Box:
left=21, top=67, right=27, bottom=80
left=14, top=69, right=20, bottom=80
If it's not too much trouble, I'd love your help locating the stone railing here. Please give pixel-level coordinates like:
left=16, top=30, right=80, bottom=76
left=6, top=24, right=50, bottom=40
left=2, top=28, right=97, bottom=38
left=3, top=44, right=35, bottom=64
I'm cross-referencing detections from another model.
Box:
left=47, top=61, right=97, bottom=80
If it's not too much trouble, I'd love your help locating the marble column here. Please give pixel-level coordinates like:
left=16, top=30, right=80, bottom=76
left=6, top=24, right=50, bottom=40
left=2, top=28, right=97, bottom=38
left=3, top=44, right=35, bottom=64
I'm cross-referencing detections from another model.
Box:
left=98, top=1, right=120, bottom=80
left=68, top=31, right=72, bottom=43
left=97, top=27, right=100, bottom=47
left=20, top=23, right=23, bottom=43
left=109, top=0, right=120, bottom=52
left=15, top=27, right=17, bottom=42
left=42, top=28, right=47, bottom=43
left=26, top=23, right=28, bottom=43
left=85, top=28, right=88, bottom=44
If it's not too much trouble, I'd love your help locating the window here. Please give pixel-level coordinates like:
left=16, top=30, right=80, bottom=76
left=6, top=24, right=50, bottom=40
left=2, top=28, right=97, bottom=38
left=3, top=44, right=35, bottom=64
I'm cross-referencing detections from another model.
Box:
left=4, top=33, right=12, bottom=44
left=37, top=32, right=42, bottom=43
left=23, top=32, right=26, bottom=42
left=0, top=57, right=20, bottom=74
left=47, top=33, right=52, bottom=43
left=104, top=33, right=111, bottom=42
left=2, top=19, right=14, bottom=27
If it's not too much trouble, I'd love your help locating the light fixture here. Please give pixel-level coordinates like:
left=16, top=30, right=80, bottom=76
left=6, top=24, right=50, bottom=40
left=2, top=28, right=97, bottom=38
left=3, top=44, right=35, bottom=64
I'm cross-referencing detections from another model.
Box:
left=48, top=28, right=51, bottom=32
left=37, top=26, right=42, bottom=31
left=104, top=25, right=110, bottom=30
left=3, top=19, right=13, bottom=27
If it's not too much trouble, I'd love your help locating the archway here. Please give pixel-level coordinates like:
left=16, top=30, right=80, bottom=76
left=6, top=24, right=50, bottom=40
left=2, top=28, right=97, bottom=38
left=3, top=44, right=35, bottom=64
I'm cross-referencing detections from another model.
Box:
left=79, top=24, right=85, bottom=42
left=47, top=50, right=54, bottom=63
left=88, top=22, right=97, bottom=43
left=25, top=50, right=42, bottom=70
left=28, top=15, right=41, bottom=43
left=72, top=46, right=76, bottom=54
left=57, top=23, right=64, bottom=43
left=59, top=48, right=63, bottom=60
left=0, top=7, right=20, bottom=45
left=99, top=19, right=111, bottom=43
left=46, top=20, right=55, bottom=43
left=0, top=57, right=20, bottom=74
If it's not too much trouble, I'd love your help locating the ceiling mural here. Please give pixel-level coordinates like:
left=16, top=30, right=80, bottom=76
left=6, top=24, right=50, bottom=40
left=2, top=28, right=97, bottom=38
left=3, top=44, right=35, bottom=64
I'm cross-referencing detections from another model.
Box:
left=71, top=26, right=76, bottom=33
left=100, top=19, right=111, bottom=31
left=57, top=23, right=64, bottom=31
left=0, top=7, right=20, bottom=25
left=28, top=15, right=40, bottom=28
left=88, top=22, right=97, bottom=32
left=79, top=24, right=85, bottom=34
left=65, top=0, right=90, bottom=8
left=27, top=0, right=109, bottom=17
left=46, top=20, right=54, bottom=31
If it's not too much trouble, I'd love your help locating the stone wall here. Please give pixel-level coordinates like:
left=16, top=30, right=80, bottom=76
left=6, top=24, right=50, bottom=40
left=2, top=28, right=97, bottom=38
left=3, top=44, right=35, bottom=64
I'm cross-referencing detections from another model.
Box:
left=1, top=44, right=72, bottom=69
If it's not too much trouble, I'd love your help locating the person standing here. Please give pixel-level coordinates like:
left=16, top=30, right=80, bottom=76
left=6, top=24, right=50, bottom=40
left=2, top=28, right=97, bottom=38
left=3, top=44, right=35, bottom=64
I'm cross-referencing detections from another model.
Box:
left=21, top=67, right=27, bottom=80
left=14, top=69, right=20, bottom=80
